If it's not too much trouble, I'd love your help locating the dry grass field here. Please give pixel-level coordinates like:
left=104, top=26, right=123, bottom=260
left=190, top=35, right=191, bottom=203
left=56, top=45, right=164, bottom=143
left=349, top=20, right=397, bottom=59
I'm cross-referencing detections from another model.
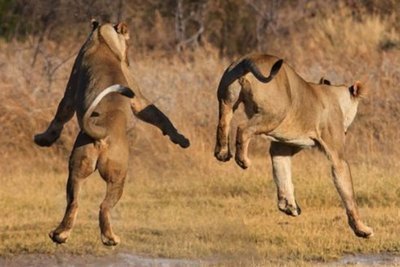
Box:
left=1, top=1, right=400, bottom=266
left=1, top=157, right=400, bottom=265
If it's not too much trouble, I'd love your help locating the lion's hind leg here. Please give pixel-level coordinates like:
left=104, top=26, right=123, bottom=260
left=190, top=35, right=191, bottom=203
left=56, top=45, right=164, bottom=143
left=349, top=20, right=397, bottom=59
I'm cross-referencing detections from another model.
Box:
left=235, top=112, right=282, bottom=169
left=97, top=140, right=128, bottom=246
left=98, top=174, right=126, bottom=246
left=318, top=131, right=373, bottom=238
left=49, top=132, right=98, bottom=244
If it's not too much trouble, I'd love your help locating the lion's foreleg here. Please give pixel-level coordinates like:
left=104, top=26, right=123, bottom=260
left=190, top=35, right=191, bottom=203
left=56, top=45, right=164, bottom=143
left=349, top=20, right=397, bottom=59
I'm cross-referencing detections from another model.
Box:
left=214, top=101, right=234, bottom=162
left=36, top=78, right=130, bottom=147
left=131, top=98, right=189, bottom=148
left=235, top=114, right=267, bottom=169
left=269, top=142, right=301, bottom=216
left=34, top=97, right=75, bottom=146
left=34, top=56, right=81, bottom=147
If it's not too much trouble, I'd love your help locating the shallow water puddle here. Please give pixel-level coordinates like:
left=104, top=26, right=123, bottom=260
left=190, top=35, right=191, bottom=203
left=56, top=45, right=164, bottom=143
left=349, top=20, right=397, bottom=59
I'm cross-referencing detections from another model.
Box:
left=331, top=253, right=400, bottom=266
left=0, top=253, right=205, bottom=267
left=116, top=253, right=204, bottom=267
left=2, top=252, right=400, bottom=266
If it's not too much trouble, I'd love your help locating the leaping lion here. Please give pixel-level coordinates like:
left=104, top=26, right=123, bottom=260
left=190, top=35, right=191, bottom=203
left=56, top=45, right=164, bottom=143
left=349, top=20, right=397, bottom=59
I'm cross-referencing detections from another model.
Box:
left=214, top=53, right=373, bottom=238
left=34, top=20, right=190, bottom=246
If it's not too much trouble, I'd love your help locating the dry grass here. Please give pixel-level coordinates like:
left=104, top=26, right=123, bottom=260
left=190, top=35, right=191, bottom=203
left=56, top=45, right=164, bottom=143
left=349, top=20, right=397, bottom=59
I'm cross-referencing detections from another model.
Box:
left=1, top=157, right=400, bottom=265
left=1, top=3, right=400, bottom=266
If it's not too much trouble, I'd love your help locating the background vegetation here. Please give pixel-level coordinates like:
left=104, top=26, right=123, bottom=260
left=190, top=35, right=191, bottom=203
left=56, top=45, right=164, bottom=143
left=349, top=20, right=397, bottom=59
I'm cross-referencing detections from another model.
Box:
left=0, top=0, right=400, bottom=265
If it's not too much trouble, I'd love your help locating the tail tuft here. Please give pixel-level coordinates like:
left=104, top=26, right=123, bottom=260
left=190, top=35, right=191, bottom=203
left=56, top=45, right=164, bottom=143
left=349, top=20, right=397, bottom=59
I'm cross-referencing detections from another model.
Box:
left=270, top=59, right=283, bottom=77
left=115, top=86, right=135, bottom=98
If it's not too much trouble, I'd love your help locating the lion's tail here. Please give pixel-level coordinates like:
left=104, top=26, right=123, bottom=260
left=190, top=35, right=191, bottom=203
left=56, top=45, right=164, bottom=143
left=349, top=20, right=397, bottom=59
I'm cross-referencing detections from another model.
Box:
left=218, top=58, right=283, bottom=94
left=243, top=58, right=283, bottom=83
left=82, top=84, right=134, bottom=140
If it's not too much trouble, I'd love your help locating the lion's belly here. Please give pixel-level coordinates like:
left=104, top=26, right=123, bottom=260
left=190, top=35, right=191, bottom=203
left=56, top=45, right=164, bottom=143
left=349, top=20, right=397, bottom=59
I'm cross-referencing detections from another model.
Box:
left=265, top=133, right=316, bottom=148
left=266, top=124, right=316, bottom=147
left=263, top=104, right=319, bottom=148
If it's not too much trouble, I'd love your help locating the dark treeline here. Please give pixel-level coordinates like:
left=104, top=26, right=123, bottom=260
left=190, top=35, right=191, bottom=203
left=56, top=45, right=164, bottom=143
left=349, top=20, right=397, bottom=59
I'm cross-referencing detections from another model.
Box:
left=0, top=0, right=398, bottom=56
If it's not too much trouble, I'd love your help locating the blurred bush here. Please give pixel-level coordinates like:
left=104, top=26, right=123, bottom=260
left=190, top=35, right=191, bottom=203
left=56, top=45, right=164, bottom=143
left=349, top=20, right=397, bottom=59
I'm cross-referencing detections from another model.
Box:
left=0, top=0, right=397, bottom=56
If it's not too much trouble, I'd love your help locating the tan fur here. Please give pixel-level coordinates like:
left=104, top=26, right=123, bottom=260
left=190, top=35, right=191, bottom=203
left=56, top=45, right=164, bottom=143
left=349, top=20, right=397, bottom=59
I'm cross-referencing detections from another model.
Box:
left=214, top=53, right=373, bottom=238
left=34, top=21, right=190, bottom=246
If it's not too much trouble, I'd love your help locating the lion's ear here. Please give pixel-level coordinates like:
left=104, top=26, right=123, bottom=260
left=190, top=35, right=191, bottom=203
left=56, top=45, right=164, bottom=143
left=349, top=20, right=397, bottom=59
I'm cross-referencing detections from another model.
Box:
left=116, top=22, right=130, bottom=40
left=91, top=19, right=99, bottom=31
left=349, top=81, right=367, bottom=98
left=319, top=77, right=331, bottom=85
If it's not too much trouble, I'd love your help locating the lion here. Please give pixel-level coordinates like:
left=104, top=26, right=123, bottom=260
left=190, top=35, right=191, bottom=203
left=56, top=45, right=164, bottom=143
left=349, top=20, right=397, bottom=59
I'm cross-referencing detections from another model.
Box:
left=34, top=20, right=190, bottom=246
left=214, top=53, right=373, bottom=238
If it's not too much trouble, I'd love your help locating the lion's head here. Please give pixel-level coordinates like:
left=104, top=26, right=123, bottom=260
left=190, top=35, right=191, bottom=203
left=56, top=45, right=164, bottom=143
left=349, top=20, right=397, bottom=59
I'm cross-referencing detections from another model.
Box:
left=320, top=79, right=367, bottom=132
left=86, top=20, right=130, bottom=65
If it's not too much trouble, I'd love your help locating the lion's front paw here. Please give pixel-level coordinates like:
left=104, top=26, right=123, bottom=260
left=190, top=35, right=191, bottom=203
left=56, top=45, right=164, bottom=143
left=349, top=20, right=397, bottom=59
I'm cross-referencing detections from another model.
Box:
left=34, top=130, right=61, bottom=147
left=169, top=132, right=190, bottom=148
left=278, top=199, right=301, bottom=217
left=49, top=230, right=69, bottom=244
left=101, top=233, right=120, bottom=246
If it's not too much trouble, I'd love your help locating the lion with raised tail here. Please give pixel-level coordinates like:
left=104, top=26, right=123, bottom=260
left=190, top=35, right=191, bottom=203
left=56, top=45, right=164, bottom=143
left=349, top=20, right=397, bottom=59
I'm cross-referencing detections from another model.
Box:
left=214, top=53, right=373, bottom=238
left=34, top=20, right=190, bottom=246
